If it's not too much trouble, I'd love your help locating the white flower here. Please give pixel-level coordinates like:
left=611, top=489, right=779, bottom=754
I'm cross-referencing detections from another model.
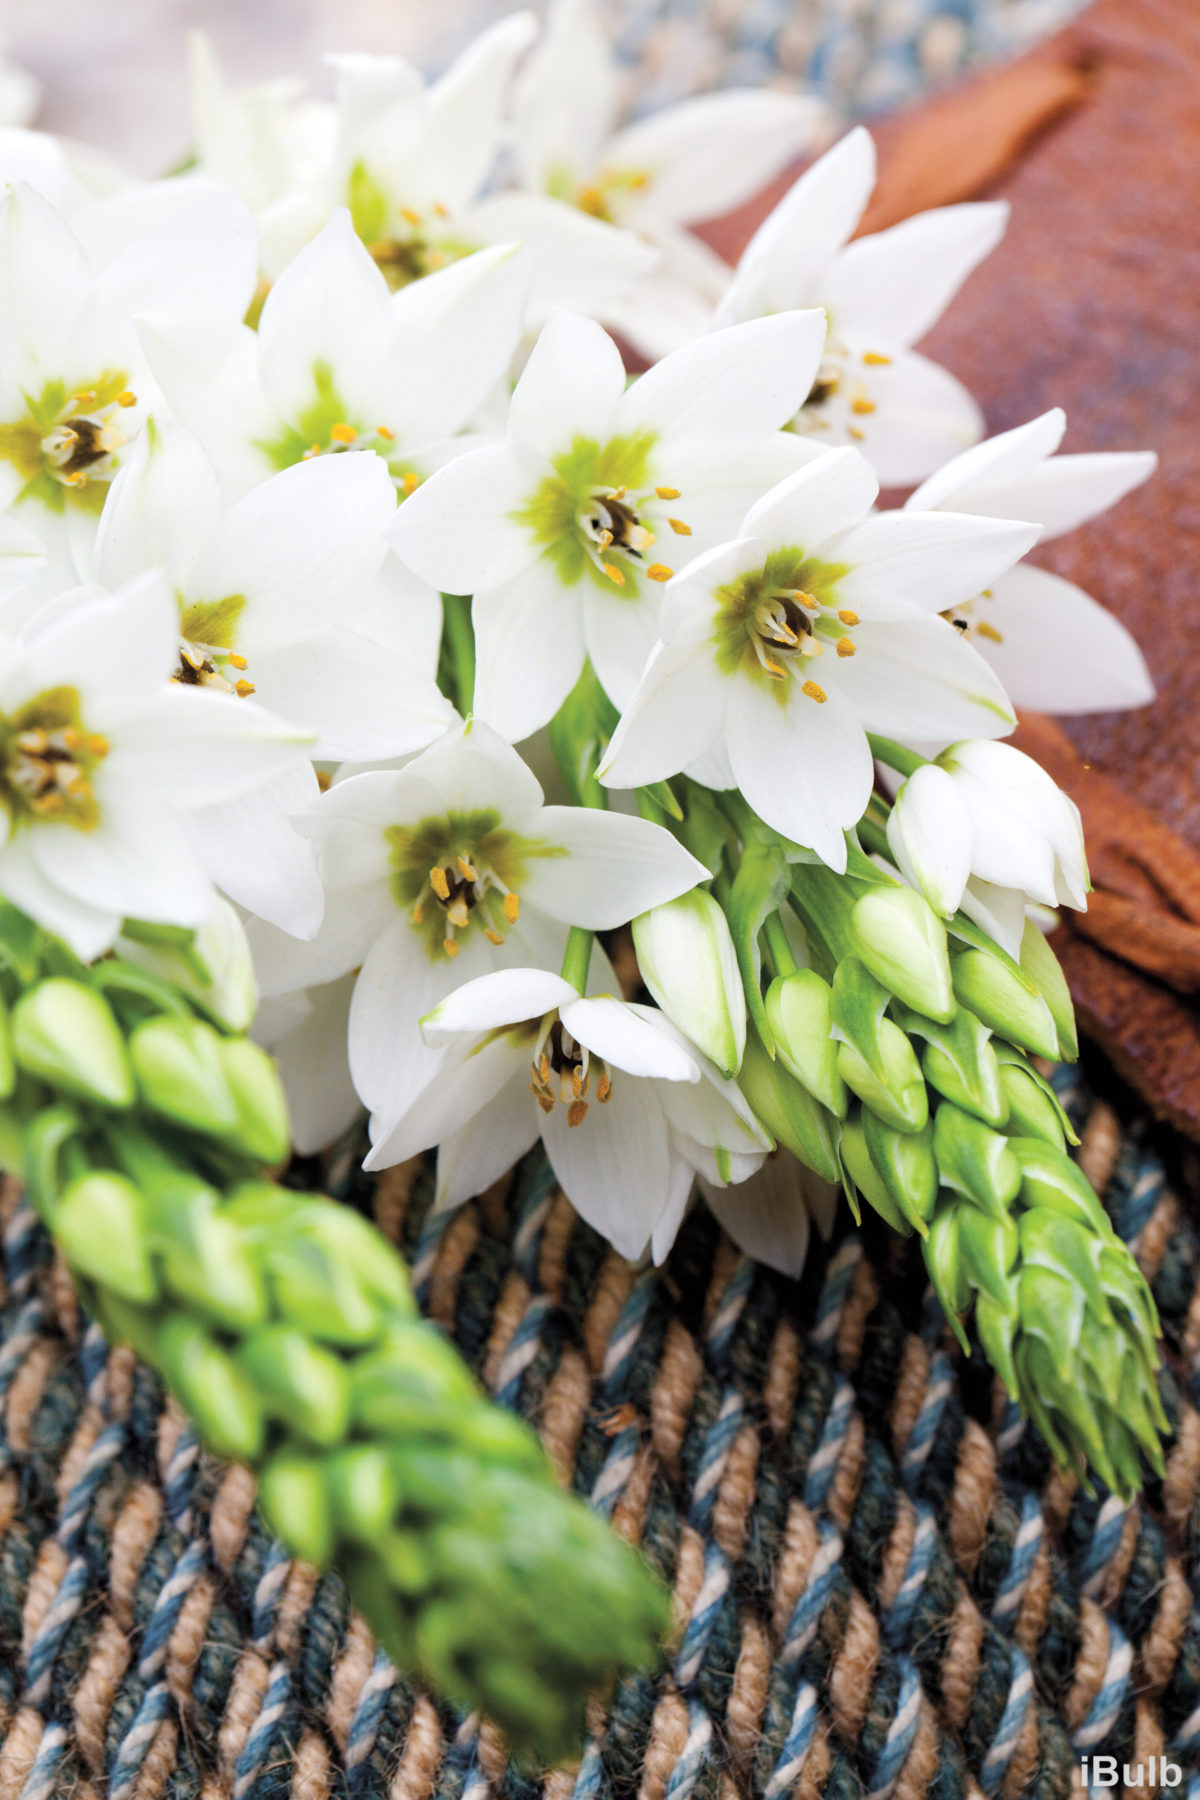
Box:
left=388, top=306, right=829, bottom=737
left=253, top=975, right=363, bottom=1157
left=246, top=716, right=707, bottom=1126
left=701, top=1147, right=838, bottom=1279
left=600, top=446, right=1037, bottom=869
left=0, top=572, right=309, bottom=958
left=508, top=0, right=823, bottom=357
left=366, top=960, right=771, bottom=1262
left=714, top=128, right=1009, bottom=485
left=116, top=895, right=257, bottom=1031
left=906, top=408, right=1157, bottom=713
left=139, top=208, right=529, bottom=498
left=886, top=741, right=1089, bottom=936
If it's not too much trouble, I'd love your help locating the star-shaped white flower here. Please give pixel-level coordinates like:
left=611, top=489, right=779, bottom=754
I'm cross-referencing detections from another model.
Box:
left=246, top=716, right=707, bottom=1127
left=905, top=408, right=1157, bottom=714
left=0, top=572, right=309, bottom=958
left=508, top=0, right=824, bottom=357
left=366, top=960, right=771, bottom=1262
left=714, top=127, right=1009, bottom=485
left=599, top=446, right=1039, bottom=869
left=389, top=305, right=828, bottom=738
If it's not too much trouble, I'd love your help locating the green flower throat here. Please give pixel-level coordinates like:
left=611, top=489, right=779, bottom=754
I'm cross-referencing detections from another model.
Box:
left=387, top=809, right=564, bottom=960
left=0, top=686, right=107, bottom=831
left=513, top=431, right=692, bottom=593
left=713, top=546, right=855, bottom=703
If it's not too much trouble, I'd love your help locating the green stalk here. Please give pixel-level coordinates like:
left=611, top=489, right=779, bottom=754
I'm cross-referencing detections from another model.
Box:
left=439, top=592, right=476, bottom=714
left=762, top=910, right=799, bottom=979
left=560, top=926, right=594, bottom=993
left=866, top=735, right=928, bottom=778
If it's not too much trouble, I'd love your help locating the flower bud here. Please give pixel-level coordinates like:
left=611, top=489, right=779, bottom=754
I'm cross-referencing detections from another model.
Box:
left=922, top=1203, right=971, bottom=1344
left=1018, top=919, right=1078, bottom=1060
left=156, top=1317, right=265, bottom=1462
left=898, top=1005, right=1007, bottom=1127
left=861, top=1110, right=937, bottom=1234
left=932, top=1104, right=1021, bottom=1216
left=739, top=1030, right=840, bottom=1184
left=837, top=1021, right=928, bottom=1134
left=849, top=885, right=955, bottom=1022
left=54, top=1172, right=156, bottom=1303
left=840, top=1114, right=912, bottom=1235
left=633, top=889, right=745, bottom=1076
left=152, top=1180, right=268, bottom=1333
left=240, top=1325, right=352, bottom=1447
left=326, top=1446, right=403, bottom=1543
left=765, top=969, right=847, bottom=1118
left=885, top=763, right=971, bottom=917
left=118, top=898, right=257, bottom=1031
left=217, top=1037, right=291, bottom=1163
left=1007, top=1137, right=1112, bottom=1235
left=11, top=978, right=134, bottom=1109
left=259, top=1449, right=334, bottom=1567
left=950, top=950, right=1059, bottom=1060
left=129, top=1015, right=239, bottom=1137
left=998, top=1060, right=1067, bottom=1147
left=936, top=739, right=1090, bottom=911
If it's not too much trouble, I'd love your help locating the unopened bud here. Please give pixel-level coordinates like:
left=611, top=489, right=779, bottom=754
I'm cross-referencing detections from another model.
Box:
left=840, top=1114, right=913, bottom=1235
left=633, top=890, right=745, bottom=1076
left=739, top=1030, right=840, bottom=1184
left=129, top=1015, right=239, bottom=1137
left=156, top=1317, right=264, bottom=1462
left=849, top=885, right=955, bottom=1023
left=119, top=897, right=257, bottom=1030
left=765, top=969, right=847, bottom=1117
left=11, top=978, right=134, bottom=1109
left=259, top=1449, right=334, bottom=1567
left=950, top=950, right=1059, bottom=1060
left=898, top=1005, right=1007, bottom=1127
left=998, top=1060, right=1067, bottom=1147
left=217, top=1037, right=291, bottom=1163
left=933, top=1103, right=1020, bottom=1216
left=885, top=763, right=971, bottom=917
left=1007, top=1137, right=1111, bottom=1236
left=861, top=1110, right=937, bottom=1234
left=1018, top=919, right=1078, bottom=1060
left=55, top=1172, right=156, bottom=1303
left=152, top=1181, right=267, bottom=1333
left=326, top=1446, right=403, bottom=1542
left=922, top=1203, right=971, bottom=1345
left=837, top=1020, right=928, bottom=1134
left=239, top=1325, right=352, bottom=1447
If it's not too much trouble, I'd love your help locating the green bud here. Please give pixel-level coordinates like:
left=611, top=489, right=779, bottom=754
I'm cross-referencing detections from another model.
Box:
left=54, top=1172, right=156, bottom=1303
left=830, top=957, right=890, bottom=1080
left=262, top=1204, right=413, bottom=1342
left=950, top=951, right=1059, bottom=1060
left=839, top=1113, right=912, bottom=1235
left=739, top=1029, right=840, bottom=1183
left=932, top=1104, right=1020, bottom=1216
left=1019, top=919, right=1078, bottom=1060
left=1019, top=1209, right=1106, bottom=1316
left=632, top=889, right=745, bottom=1077
left=129, top=1015, right=239, bottom=1137
left=141, top=1172, right=268, bottom=1331
left=897, top=1005, right=1007, bottom=1127
left=11, top=978, right=134, bottom=1109
left=837, top=1021, right=928, bottom=1134
left=0, top=996, right=14, bottom=1102
left=156, top=1317, right=264, bottom=1462
left=217, top=1037, right=291, bottom=1163
left=377, top=1529, right=433, bottom=1597
left=258, top=1450, right=334, bottom=1567
left=922, top=1204, right=971, bottom=1348
left=861, top=1110, right=937, bottom=1234
left=765, top=969, right=847, bottom=1117
left=955, top=1205, right=1018, bottom=1308
left=998, top=1061, right=1067, bottom=1147
left=326, top=1446, right=403, bottom=1542
left=1007, top=1138, right=1112, bottom=1236
left=351, top=1324, right=482, bottom=1435
left=239, top=1325, right=352, bottom=1446
left=849, top=885, right=955, bottom=1023
left=976, top=1293, right=1020, bottom=1397
left=92, top=1291, right=161, bottom=1364
left=117, top=897, right=257, bottom=1031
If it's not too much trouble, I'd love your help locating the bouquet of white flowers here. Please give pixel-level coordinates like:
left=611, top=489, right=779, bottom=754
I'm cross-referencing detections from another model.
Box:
left=0, top=0, right=1167, bottom=1754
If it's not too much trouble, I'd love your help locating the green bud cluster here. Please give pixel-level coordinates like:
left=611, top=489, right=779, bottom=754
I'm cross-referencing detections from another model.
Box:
left=0, top=903, right=668, bottom=1758
left=748, top=865, right=1166, bottom=1499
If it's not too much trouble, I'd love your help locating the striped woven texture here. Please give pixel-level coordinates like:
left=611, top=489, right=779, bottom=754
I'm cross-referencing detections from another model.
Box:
left=0, top=1061, right=1197, bottom=1800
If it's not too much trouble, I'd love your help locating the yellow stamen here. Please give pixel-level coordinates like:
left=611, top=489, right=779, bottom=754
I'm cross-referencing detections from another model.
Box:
left=654, top=486, right=680, bottom=500
left=597, top=1074, right=612, bottom=1104
left=401, top=206, right=422, bottom=227
left=377, top=425, right=394, bottom=440
left=330, top=422, right=357, bottom=444
left=486, top=928, right=504, bottom=946
left=609, top=487, right=626, bottom=502
left=836, top=637, right=856, bottom=658
left=539, top=1054, right=551, bottom=1085
left=87, top=735, right=109, bottom=757
left=571, top=1066, right=584, bottom=1099
left=234, top=679, right=256, bottom=697
left=567, top=1099, right=589, bottom=1128
left=801, top=680, right=827, bottom=703
left=531, top=1087, right=555, bottom=1114
left=316, top=769, right=333, bottom=792
left=228, top=652, right=248, bottom=670
left=800, top=638, right=823, bottom=658
left=411, top=903, right=424, bottom=924
left=793, top=590, right=819, bottom=610
left=503, top=892, right=520, bottom=924
left=402, top=471, right=419, bottom=496
left=862, top=351, right=892, bottom=366
left=444, top=938, right=458, bottom=957
left=31, top=792, right=66, bottom=816
left=117, top=390, right=137, bottom=408
left=851, top=398, right=876, bottom=416
left=430, top=867, right=450, bottom=900
left=72, top=390, right=96, bottom=404
left=306, top=444, right=322, bottom=457
left=433, top=202, right=449, bottom=219
left=602, top=561, right=625, bottom=586
left=457, top=855, right=477, bottom=881
left=647, top=564, right=674, bottom=582
left=976, top=621, right=1004, bottom=642
left=848, top=426, right=865, bottom=441
left=667, top=518, right=691, bottom=536
left=597, top=528, right=613, bottom=550
left=837, top=610, right=859, bottom=625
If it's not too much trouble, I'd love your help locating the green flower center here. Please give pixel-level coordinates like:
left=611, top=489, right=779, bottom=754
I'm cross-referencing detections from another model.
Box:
left=546, top=164, right=650, bottom=225
left=255, top=359, right=424, bottom=492
left=346, top=161, right=478, bottom=291
left=387, top=808, right=562, bottom=961
left=513, top=431, right=690, bottom=594
left=0, top=373, right=134, bottom=513
left=173, top=595, right=259, bottom=698
left=0, top=686, right=107, bottom=830
left=713, top=547, right=856, bottom=703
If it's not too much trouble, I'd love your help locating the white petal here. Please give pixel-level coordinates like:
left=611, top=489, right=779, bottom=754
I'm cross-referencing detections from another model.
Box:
left=906, top=410, right=1066, bottom=513
left=464, top=191, right=660, bottom=320
left=509, top=0, right=618, bottom=193
left=257, top=209, right=393, bottom=425
left=137, top=311, right=278, bottom=491
left=540, top=1072, right=671, bottom=1259
left=650, top=1157, right=697, bottom=1265
left=247, top=629, right=454, bottom=761
left=606, top=90, right=824, bottom=226
left=471, top=558, right=587, bottom=741
left=831, top=511, right=1039, bottom=619
left=561, top=995, right=700, bottom=1081
left=0, top=832, right=120, bottom=959
left=364, top=1033, right=529, bottom=1172
left=189, top=450, right=395, bottom=650
left=387, top=442, right=548, bottom=594
left=0, top=513, right=47, bottom=606
left=714, top=127, right=875, bottom=325
left=661, top=432, right=831, bottom=549
left=422, top=965, right=578, bottom=1041
left=419, top=13, right=538, bottom=210
left=814, top=346, right=986, bottom=488
left=111, top=687, right=312, bottom=806
left=0, top=183, right=93, bottom=397
left=508, top=309, right=626, bottom=460
left=32, top=781, right=212, bottom=924
left=524, top=806, right=705, bottom=928
left=432, top=1076, right=543, bottom=1210
left=622, top=309, right=827, bottom=446
left=97, top=186, right=258, bottom=328
left=19, top=573, right=177, bottom=727
left=258, top=975, right=363, bottom=1156
left=966, top=564, right=1155, bottom=714
left=834, top=615, right=1015, bottom=743
left=885, top=762, right=971, bottom=916
left=742, top=446, right=878, bottom=550
left=959, top=877, right=1028, bottom=963
left=351, top=920, right=495, bottom=1116
left=944, top=450, right=1159, bottom=542
left=95, top=418, right=223, bottom=594
left=582, top=574, right=664, bottom=714
left=598, top=633, right=730, bottom=791
left=351, top=554, right=443, bottom=679
left=822, top=202, right=1008, bottom=347
left=407, top=715, right=547, bottom=821
left=248, top=879, right=396, bottom=995
left=186, top=761, right=326, bottom=936
left=703, top=1157, right=820, bottom=1278
left=725, top=671, right=872, bottom=870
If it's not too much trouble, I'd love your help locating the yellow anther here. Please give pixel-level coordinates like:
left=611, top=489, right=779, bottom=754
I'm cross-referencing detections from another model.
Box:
left=848, top=426, right=865, bottom=441
left=609, top=487, right=626, bottom=501
left=862, top=351, right=892, bottom=366
left=836, top=637, right=856, bottom=658
left=486, top=928, right=504, bottom=946
left=377, top=425, right=394, bottom=440
left=602, top=561, right=625, bottom=586
left=430, top=867, right=450, bottom=901
left=402, top=471, right=419, bottom=496
left=976, top=621, right=1005, bottom=642
left=763, top=654, right=787, bottom=679
left=503, top=892, right=520, bottom=924
left=433, top=201, right=449, bottom=219
left=597, top=528, right=613, bottom=550
left=306, top=444, right=322, bottom=457
left=228, top=652, right=248, bottom=670
left=597, top=1074, right=612, bottom=1104
left=539, top=1054, right=551, bottom=1084
left=401, top=206, right=422, bottom=227
left=571, top=1067, right=584, bottom=1099
left=647, top=564, right=674, bottom=582
left=531, top=1086, right=555, bottom=1114
left=117, top=390, right=137, bottom=408
left=234, top=679, right=256, bottom=697
left=667, top=518, right=691, bottom=536
left=801, top=680, right=827, bottom=703
left=87, top=735, right=109, bottom=757
left=851, top=398, right=876, bottom=416
left=31, top=792, right=66, bottom=816
left=330, top=422, right=357, bottom=443
left=72, top=389, right=96, bottom=404
left=655, top=486, right=681, bottom=500
left=794, top=590, right=819, bottom=609
left=837, top=610, right=859, bottom=625
left=411, top=903, right=424, bottom=924
left=457, top=855, right=477, bottom=881
left=567, top=1099, right=589, bottom=1128
left=444, top=938, right=458, bottom=957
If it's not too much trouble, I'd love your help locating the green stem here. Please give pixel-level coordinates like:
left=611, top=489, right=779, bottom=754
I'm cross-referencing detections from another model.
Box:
left=762, top=910, right=798, bottom=979
left=440, top=593, right=476, bottom=715
left=866, top=735, right=927, bottom=779
left=560, top=927, right=594, bottom=993
left=857, top=815, right=891, bottom=859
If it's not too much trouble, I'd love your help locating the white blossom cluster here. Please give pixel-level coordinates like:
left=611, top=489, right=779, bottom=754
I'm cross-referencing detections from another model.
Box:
left=0, top=2, right=1157, bottom=1270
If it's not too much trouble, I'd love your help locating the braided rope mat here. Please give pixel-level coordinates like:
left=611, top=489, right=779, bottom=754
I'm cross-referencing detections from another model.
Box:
left=0, top=1063, right=1196, bottom=1800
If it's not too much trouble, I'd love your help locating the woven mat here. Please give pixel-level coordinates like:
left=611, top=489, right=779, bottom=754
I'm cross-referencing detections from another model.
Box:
left=0, top=1058, right=1196, bottom=1800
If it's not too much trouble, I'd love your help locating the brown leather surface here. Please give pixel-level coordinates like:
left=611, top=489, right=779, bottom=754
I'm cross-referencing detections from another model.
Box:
left=704, top=0, right=1200, bottom=1135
